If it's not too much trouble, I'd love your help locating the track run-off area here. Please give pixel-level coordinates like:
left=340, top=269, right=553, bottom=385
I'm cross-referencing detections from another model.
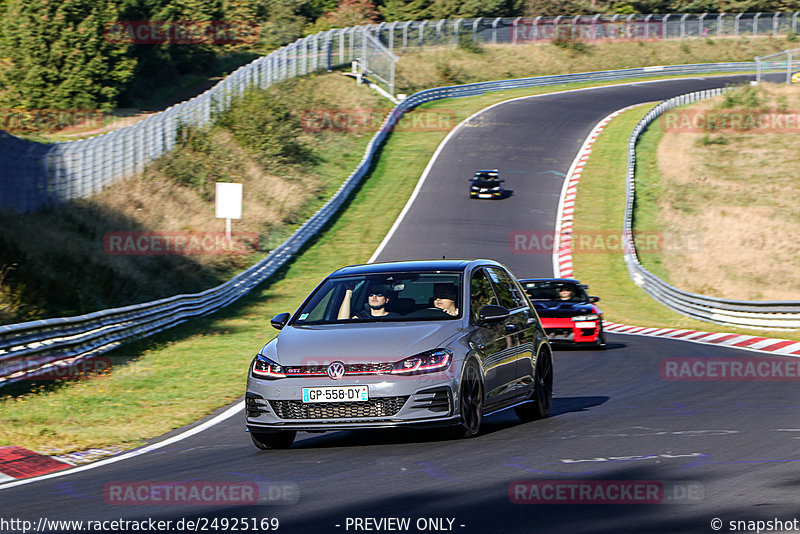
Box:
left=2, top=74, right=799, bottom=534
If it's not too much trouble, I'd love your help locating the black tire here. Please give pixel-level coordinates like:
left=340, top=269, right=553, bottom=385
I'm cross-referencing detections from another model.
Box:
left=515, top=350, right=553, bottom=421
left=594, top=323, right=607, bottom=350
left=451, top=360, right=484, bottom=438
left=250, top=430, right=296, bottom=450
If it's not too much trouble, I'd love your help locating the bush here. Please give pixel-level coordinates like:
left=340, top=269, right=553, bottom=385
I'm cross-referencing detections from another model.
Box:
left=457, top=29, right=484, bottom=54
left=216, top=85, right=314, bottom=171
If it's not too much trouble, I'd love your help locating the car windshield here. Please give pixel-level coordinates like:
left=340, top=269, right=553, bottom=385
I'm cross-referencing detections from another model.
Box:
left=522, top=281, right=589, bottom=303
left=473, top=172, right=499, bottom=183
left=292, top=272, right=463, bottom=324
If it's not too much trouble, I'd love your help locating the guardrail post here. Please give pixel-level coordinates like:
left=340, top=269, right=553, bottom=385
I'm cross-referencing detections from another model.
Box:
left=402, top=21, right=412, bottom=52
left=753, top=12, right=761, bottom=36
left=473, top=18, right=481, bottom=42
left=593, top=14, right=602, bottom=40
left=699, top=13, right=706, bottom=36
left=512, top=17, right=521, bottom=44
left=663, top=14, right=670, bottom=40
left=773, top=12, right=780, bottom=37
left=735, top=13, right=743, bottom=36
left=492, top=17, right=501, bottom=44
left=680, top=13, right=689, bottom=38
left=419, top=20, right=427, bottom=47
left=718, top=13, right=724, bottom=37
left=454, top=18, right=463, bottom=45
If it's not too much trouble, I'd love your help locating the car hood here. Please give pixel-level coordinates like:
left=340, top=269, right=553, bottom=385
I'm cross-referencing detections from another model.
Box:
left=532, top=301, right=596, bottom=318
left=265, top=322, right=462, bottom=365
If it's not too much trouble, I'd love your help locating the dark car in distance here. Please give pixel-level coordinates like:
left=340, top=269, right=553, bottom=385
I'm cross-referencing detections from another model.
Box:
left=245, top=259, right=553, bottom=449
left=469, top=169, right=504, bottom=199
left=519, top=278, right=605, bottom=349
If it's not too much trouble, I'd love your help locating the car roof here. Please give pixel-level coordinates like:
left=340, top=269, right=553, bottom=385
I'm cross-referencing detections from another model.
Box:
left=330, top=259, right=501, bottom=277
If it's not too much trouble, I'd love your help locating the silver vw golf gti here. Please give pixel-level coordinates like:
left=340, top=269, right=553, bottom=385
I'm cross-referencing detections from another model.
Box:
left=245, top=259, right=553, bottom=449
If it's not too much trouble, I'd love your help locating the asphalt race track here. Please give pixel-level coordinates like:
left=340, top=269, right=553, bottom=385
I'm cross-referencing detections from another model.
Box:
left=2, top=75, right=799, bottom=534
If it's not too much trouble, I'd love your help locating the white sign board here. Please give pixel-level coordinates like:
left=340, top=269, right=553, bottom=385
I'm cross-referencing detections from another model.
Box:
left=215, top=182, right=242, bottom=219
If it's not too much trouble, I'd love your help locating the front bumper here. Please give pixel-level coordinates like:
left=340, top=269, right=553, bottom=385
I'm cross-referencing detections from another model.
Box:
left=245, top=374, right=458, bottom=431
left=540, top=317, right=600, bottom=344
left=470, top=190, right=502, bottom=199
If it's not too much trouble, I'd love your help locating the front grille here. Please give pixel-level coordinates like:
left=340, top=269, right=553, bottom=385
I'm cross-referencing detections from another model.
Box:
left=410, top=387, right=452, bottom=413
left=246, top=395, right=271, bottom=418
left=282, top=362, right=394, bottom=377
left=269, top=396, right=409, bottom=419
left=547, top=328, right=574, bottom=340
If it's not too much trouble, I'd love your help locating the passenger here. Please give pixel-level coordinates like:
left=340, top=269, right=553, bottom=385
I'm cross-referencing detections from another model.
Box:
left=338, top=282, right=400, bottom=320
left=433, top=283, right=459, bottom=316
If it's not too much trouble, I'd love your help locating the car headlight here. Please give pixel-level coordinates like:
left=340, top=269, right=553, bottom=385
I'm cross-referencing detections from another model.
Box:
left=391, top=349, right=452, bottom=375
left=251, top=354, right=286, bottom=379
left=572, top=314, right=599, bottom=322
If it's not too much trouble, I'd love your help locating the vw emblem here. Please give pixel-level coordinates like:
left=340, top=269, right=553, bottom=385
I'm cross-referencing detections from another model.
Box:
left=327, top=361, right=346, bottom=380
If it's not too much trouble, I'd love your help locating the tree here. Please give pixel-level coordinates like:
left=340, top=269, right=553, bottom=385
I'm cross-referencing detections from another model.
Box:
left=324, top=0, right=381, bottom=27
left=0, top=0, right=136, bottom=111
left=380, top=0, right=435, bottom=20
left=430, top=0, right=524, bottom=18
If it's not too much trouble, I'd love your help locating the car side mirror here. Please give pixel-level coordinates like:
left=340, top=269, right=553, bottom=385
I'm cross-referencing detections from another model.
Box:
left=589, top=296, right=600, bottom=303
left=477, top=304, right=510, bottom=324
left=270, top=312, right=291, bottom=330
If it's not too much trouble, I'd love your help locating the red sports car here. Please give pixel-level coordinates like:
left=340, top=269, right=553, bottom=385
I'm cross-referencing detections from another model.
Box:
left=519, top=278, right=605, bottom=349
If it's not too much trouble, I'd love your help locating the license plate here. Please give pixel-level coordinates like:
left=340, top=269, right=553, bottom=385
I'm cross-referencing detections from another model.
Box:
left=302, top=386, right=369, bottom=403
left=574, top=321, right=596, bottom=329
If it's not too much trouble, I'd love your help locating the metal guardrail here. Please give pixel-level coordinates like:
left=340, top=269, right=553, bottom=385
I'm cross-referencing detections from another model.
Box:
left=2, top=11, right=799, bottom=212
left=624, top=90, right=800, bottom=328
left=0, top=62, right=768, bottom=385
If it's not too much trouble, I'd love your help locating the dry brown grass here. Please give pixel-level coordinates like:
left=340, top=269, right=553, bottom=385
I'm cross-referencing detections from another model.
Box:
left=654, top=83, right=800, bottom=301
left=395, top=36, right=797, bottom=93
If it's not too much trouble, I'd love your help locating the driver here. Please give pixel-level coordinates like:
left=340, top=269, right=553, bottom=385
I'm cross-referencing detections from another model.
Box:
left=338, top=283, right=400, bottom=319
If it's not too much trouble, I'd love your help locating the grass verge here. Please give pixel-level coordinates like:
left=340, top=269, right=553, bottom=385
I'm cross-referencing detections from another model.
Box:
left=1, top=73, right=792, bottom=454
left=570, top=105, right=800, bottom=341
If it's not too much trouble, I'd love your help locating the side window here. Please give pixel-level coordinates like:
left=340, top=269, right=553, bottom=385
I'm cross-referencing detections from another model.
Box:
left=469, top=268, right=498, bottom=322
left=485, top=267, right=526, bottom=310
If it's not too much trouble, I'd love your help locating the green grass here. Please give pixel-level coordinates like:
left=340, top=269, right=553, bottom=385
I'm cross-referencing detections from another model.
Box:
left=2, top=72, right=794, bottom=454
left=570, top=105, right=800, bottom=341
